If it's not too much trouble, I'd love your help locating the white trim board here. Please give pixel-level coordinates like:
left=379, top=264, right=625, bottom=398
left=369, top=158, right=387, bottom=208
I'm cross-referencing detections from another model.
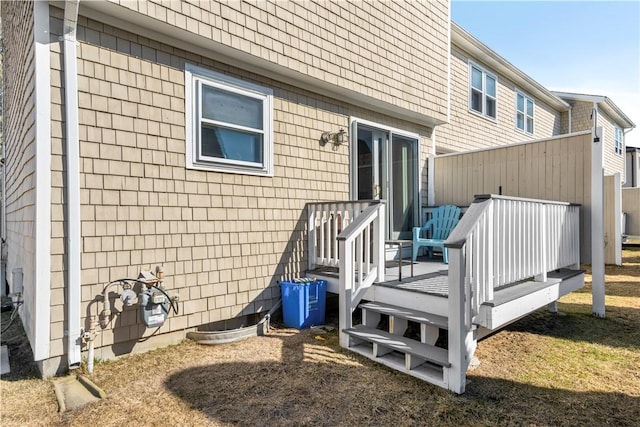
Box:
left=33, top=0, right=52, bottom=362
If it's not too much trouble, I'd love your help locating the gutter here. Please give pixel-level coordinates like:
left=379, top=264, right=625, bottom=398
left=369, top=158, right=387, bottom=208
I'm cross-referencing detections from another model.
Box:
left=62, top=0, right=82, bottom=369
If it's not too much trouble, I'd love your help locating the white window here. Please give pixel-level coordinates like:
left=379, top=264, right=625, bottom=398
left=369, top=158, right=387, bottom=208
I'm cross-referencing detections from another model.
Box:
left=469, top=63, right=497, bottom=119
left=516, top=92, right=534, bottom=134
left=185, top=64, right=273, bottom=176
left=614, top=126, right=623, bottom=154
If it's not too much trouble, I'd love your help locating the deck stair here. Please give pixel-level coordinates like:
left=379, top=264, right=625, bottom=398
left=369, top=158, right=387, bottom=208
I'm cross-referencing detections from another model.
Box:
left=343, top=301, right=451, bottom=387
left=307, top=195, right=584, bottom=394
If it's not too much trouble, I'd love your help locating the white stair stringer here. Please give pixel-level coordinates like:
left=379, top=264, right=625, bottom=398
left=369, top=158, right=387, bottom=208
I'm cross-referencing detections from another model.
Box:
left=341, top=301, right=459, bottom=391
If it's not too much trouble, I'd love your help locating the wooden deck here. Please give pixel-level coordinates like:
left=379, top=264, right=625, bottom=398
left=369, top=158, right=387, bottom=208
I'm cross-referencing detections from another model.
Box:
left=309, top=255, right=450, bottom=295
left=380, top=259, right=584, bottom=303
left=310, top=256, right=583, bottom=305
left=379, top=261, right=449, bottom=297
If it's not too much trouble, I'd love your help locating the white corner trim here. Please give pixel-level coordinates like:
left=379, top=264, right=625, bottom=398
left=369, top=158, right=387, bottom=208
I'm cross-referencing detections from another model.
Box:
left=33, top=0, right=52, bottom=361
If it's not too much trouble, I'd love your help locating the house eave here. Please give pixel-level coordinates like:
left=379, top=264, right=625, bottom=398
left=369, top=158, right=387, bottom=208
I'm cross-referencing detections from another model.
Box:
left=551, top=91, right=636, bottom=130
left=451, top=22, right=570, bottom=113
left=75, top=0, right=446, bottom=128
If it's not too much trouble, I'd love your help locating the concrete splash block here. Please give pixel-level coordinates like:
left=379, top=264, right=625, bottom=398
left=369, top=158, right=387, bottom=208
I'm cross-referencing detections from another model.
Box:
left=53, top=375, right=107, bottom=412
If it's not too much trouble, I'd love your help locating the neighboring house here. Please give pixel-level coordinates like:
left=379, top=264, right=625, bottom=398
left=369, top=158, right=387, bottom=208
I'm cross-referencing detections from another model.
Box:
left=622, top=147, right=640, bottom=239
left=625, top=146, right=640, bottom=188
left=436, top=23, right=569, bottom=154
left=551, top=92, right=635, bottom=180
left=438, top=24, right=636, bottom=186
left=432, top=22, right=635, bottom=266
left=0, top=1, right=630, bottom=394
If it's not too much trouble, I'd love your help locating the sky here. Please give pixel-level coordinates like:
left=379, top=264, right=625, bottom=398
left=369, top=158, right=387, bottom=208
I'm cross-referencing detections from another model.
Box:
left=451, top=0, right=640, bottom=147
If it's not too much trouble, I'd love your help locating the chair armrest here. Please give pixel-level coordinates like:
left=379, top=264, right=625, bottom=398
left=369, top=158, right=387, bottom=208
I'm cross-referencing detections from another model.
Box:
left=413, top=226, right=422, bottom=240
left=414, top=219, right=434, bottom=239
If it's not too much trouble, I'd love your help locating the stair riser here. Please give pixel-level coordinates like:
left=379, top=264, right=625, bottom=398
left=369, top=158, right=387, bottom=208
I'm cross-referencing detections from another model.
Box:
left=364, top=286, right=449, bottom=317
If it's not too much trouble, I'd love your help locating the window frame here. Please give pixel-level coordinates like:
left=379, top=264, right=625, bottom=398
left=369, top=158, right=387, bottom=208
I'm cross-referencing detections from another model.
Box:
left=515, top=91, right=535, bottom=135
left=185, top=63, right=274, bottom=176
left=614, top=126, right=623, bottom=155
left=468, top=61, right=498, bottom=121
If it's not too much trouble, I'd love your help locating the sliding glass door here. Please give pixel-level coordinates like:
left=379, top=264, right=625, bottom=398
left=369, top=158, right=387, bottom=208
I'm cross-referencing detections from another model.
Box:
left=352, top=121, right=419, bottom=240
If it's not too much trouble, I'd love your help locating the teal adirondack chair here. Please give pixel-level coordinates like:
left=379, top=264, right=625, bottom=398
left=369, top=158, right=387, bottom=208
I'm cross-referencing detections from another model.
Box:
left=412, top=205, right=461, bottom=264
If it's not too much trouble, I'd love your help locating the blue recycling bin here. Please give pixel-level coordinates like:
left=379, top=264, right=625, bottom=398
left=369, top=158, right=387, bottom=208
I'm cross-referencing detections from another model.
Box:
left=280, top=279, right=327, bottom=329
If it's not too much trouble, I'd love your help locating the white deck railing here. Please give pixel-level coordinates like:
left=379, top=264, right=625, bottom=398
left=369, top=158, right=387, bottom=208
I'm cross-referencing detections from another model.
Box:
left=333, top=201, right=386, bottom=347
left=307, top=200, right=378, bottom=270
left=447, top=194, right=580, bottom=314
left=444, top=194, right=580, bottom=393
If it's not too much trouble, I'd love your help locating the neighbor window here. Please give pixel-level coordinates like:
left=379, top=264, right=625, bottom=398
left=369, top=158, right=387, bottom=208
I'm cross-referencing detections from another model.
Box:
left=185, top=64, right=273, bottom=176
left=614, top=126, right=623, bottom=154
left=469, top=63, right=497, bottom=119
left=516, top=92, right=534, bottom=134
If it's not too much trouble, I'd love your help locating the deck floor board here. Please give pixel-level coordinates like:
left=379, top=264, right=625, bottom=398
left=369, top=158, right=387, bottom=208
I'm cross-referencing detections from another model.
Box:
left=309, top=257, right=583, bottom=303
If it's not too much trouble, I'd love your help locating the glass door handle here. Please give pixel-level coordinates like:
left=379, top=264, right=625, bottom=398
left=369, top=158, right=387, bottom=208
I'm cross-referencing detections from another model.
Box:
left=374, top=185, right=381, bottom=199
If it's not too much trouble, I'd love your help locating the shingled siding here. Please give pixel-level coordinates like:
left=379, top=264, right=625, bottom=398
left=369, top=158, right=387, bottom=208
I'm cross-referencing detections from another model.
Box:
left=96, top=0, right=450, bottom=124
left=47, top=9, right=434, bottom=359
left=436, top=47, right=563, bottom=153
left=1, top=1, right=38, bottom=349
left=569, top=100, right=625, bottom=179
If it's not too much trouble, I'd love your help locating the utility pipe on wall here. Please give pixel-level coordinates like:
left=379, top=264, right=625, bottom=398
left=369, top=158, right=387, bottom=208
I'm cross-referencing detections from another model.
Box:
left=63, top=0, right=82, bottom=369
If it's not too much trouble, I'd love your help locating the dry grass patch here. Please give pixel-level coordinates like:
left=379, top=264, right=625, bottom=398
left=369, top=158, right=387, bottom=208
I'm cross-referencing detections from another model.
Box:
left=2, top=249, right=639, bottom=426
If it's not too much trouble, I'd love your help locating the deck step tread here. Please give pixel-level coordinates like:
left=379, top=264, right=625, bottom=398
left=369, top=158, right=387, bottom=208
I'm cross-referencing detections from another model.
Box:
left=359, top=301, right=448, bottom=329
left=347, top=344, right=446, bottom=387
left=343, top=325, right=450, bottom=367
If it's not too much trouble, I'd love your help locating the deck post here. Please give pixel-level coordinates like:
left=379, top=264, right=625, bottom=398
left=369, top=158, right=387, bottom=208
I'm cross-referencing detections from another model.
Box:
left=339, top=239, right=353, bottom=348
left=307, top=204, right=316, bottom=271
left=447, top=246, right=470, bottom=394
left=374, top=203, right=386, bottom=282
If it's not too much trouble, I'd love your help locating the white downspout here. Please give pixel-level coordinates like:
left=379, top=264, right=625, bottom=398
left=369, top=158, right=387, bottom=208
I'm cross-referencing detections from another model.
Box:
left=568, top=104, right=572, bottom=133
left=428, top=127, right=436, bottom=208
left=63, top=0, right=82, bottom=369
left=1, top=47, right=6, bottom=297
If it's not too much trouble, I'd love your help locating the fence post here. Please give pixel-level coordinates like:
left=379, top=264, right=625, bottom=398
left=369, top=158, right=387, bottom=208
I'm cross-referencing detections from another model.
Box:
left=591, top=126, right=606, bottom=318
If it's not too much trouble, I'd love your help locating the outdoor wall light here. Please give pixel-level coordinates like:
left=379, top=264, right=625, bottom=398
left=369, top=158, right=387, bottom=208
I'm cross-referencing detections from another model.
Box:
left=321, top=128, right=348, bottom=147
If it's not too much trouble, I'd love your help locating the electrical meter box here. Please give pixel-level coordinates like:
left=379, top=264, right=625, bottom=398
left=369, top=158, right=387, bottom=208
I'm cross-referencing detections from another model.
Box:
left=139, top=286, right=170, bottom=328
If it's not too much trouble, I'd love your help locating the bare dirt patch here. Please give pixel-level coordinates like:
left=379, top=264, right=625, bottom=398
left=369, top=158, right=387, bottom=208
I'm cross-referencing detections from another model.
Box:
left=2, top=249, right=639, bottom=426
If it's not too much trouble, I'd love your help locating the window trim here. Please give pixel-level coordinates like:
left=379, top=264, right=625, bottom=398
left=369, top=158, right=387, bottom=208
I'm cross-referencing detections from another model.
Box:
left=468, top=61, right=498, bottom=121
left=515, top=91, right=535, bottom=135
left=185, top=63, right=274, bottom=176
left=614, top=126, right=623, bottom=155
